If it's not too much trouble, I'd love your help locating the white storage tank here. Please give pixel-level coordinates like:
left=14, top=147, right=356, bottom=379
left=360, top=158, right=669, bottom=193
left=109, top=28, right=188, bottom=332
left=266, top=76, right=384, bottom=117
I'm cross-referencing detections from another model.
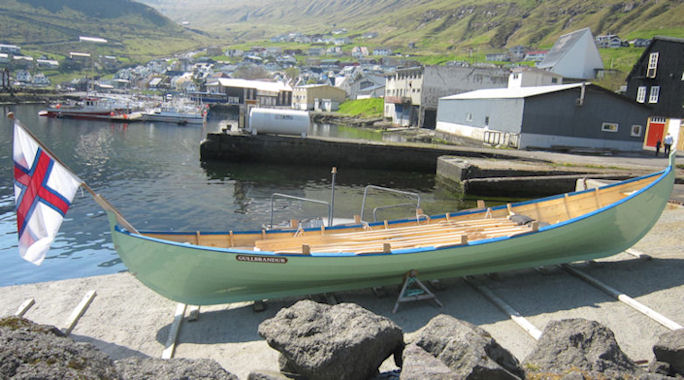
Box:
left=248, top=108, right=310, bottom=137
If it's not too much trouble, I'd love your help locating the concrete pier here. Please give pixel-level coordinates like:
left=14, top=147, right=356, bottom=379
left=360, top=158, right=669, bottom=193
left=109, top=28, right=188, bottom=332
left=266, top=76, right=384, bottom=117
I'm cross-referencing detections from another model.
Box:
left=1, top=205, right=683, bottom=379
left=199, top=132, right=524, bottom=172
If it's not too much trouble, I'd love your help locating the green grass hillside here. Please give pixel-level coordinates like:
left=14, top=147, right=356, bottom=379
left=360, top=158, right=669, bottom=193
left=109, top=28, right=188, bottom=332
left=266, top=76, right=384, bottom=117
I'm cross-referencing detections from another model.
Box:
left=0, top=0, right=210, bottom=63
left=139, top=0, right=684, bottom=55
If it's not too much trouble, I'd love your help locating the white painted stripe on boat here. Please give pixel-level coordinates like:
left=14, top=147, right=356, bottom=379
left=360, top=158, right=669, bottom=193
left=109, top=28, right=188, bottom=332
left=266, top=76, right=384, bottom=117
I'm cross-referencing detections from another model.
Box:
left=466, top=279, right=543, bottom=340
left=62, top=290, right=97, bottom=336
left=162, top=303, right=187, bottom=359
left=564, top=265, right=682, bottom=331
left=15, top=298, right=35, bottom=317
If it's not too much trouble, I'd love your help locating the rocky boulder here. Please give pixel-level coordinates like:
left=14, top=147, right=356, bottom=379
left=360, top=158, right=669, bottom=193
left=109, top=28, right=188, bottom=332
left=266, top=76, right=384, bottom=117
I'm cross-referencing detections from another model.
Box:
left=408, top=314, right=524, bottom=379
left=651, top=328, right=684, bottom=377
left=0, top=316, right=120, bottom=379
left=258, top=300, right=404, bottom=380
left=523, top=318, right=639, bottom=378
left=400, top=343, right=458, bottom=379
left=114, top=357, right=237, bottom=379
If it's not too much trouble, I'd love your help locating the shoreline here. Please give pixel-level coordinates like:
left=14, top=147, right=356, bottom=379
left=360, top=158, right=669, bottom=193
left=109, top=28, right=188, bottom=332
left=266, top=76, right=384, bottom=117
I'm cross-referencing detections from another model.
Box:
left=1, top=204, right=682, bottom=379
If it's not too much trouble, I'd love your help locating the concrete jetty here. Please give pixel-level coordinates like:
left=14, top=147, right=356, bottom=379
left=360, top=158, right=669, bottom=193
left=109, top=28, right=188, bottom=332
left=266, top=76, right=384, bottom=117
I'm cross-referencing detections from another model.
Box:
left=1, top=204, right=682, bottom=379
left=200, top=132, right=683, bottom=198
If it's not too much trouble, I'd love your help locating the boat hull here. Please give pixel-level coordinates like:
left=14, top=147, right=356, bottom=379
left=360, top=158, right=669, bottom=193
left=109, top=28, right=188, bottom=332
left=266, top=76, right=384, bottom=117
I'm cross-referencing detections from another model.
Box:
left=142, top=113, right=204, bottom=125
left=109, top=164, right=674, bottom=306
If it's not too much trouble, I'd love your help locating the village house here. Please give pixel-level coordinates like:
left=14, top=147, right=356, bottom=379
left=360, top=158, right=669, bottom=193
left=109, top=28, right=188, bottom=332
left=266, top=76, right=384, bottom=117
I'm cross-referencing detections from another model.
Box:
left=36, top=59, right=59, bottom=69
left=537, top=28, right=604, bottom=80
left=15, top=70, right=31, bottom=83
left=292, top=84, right=346, bottom=111
left=436, top=83, right=650, bottom=151
left=372, top=48, right=392, bottom=56
left=595, top=34, right=625, bottom=48
left=12, top=56, right=34, bottom=68
left=0, top=44, right=21, bottom=55
left=384, top=65, right=509, bottom=128
left=485, top=53, right=510, bottom=62
left=508, top=67, right=563, bottom=88
left=335, top=67, right=385, bottom=100
left=625, top=36, right=684, bottom=151
left=524, top=50, right=548, bottom=62
left=206, top=78, right=293, bottom=107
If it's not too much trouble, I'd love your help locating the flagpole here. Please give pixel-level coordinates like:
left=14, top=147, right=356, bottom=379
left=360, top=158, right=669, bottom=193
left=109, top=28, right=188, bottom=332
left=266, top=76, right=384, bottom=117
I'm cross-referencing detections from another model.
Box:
left=8, top=112, right=140, bottom=234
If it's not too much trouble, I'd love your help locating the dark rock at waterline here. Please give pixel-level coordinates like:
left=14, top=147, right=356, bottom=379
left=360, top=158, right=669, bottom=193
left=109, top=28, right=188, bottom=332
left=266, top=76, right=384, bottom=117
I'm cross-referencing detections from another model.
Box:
left=523, top=318, right=640, bottom=379
left=0, top=316, right=120, bottom=379
left=0, top=316, right=238, bottom=380
left=114, top=357, right=238, bottom=380
left=652, top=328, right=684, bottom=376
left=408, top=314, right=524, bottom=379
left=258, top=300, right=404, bottom=380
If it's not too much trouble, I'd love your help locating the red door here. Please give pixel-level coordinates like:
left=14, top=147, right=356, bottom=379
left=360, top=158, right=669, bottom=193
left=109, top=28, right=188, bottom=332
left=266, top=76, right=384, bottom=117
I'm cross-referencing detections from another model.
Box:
left=645, top=121, right=665, bottom=147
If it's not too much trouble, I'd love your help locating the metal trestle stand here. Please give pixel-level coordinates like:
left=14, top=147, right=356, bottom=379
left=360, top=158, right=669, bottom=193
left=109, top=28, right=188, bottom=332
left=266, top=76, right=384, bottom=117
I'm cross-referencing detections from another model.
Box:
left=393, top=270, right=443, bottom=313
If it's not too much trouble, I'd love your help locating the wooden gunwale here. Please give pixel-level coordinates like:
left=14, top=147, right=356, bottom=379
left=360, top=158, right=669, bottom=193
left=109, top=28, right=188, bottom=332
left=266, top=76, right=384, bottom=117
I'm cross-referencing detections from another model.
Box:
left=140, top=173, right=660, bottom=254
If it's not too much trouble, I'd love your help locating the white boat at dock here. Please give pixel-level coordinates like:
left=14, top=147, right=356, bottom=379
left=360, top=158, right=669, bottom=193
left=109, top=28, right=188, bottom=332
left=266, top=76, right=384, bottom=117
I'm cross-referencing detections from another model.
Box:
left=39, top=95, right=144, bottom=122
left=142, top=100, right=206, bottom=125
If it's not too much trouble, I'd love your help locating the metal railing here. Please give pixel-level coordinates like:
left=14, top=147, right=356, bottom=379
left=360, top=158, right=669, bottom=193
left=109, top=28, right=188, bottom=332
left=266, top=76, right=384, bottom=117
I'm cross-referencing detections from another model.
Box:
left=269, top=193, right=332, bottom=229
left=360, top=185, right=421, bottom=222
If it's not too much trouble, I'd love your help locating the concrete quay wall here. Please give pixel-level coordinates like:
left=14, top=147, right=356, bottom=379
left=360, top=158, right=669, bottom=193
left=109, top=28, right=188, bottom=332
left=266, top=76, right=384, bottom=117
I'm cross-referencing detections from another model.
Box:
left=199, top=132, right=520, bottom=172
left=436, top=155, right=640, bottom=197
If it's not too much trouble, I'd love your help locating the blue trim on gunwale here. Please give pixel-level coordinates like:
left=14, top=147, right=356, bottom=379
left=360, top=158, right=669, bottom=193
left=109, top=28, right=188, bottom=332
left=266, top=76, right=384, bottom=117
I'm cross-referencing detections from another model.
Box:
left=117, top=166, right=670, bottom=258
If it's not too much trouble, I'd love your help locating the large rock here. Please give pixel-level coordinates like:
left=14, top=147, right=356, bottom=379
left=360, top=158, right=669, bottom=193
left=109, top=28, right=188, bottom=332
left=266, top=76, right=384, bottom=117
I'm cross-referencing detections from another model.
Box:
left=0, top=316, right=120, bottom=379
left=115, top=357, right=238, bottom=380
left=523, top=318, right=639, bottom=378
left=400, top=343, right=458, bottom=379
left=258, top=300, right=404, bottom=380
left=652, top=328, right=684, bottom=376
left=409, top=314, right=523, bottom=379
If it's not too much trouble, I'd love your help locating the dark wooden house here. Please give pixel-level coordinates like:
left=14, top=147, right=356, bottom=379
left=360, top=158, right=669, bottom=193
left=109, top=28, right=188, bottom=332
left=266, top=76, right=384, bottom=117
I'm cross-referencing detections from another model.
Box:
left=625, top=36, right=684, bottom=150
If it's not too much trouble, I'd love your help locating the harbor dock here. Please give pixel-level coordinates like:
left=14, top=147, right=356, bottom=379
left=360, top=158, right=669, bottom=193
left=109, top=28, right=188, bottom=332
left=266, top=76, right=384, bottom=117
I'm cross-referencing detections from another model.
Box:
left=2, top=204, right=682, bottom=379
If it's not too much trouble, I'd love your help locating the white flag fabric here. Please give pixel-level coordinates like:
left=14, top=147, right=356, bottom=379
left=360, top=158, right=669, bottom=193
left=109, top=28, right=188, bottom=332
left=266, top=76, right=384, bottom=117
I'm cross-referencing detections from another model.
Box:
left=13, top=122, right=82, bottom=265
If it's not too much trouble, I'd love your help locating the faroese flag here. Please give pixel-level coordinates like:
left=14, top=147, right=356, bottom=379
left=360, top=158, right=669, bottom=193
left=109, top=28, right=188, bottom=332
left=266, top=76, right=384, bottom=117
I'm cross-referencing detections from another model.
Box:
left=13, top=122, right=82, bottom=265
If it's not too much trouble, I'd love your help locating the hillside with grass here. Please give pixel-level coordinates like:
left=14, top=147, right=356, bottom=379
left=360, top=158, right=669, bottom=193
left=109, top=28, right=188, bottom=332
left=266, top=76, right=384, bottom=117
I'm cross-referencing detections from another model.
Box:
left=0, top=0, right=210, bottom=64
left=139, top=0, right=684, bottom=54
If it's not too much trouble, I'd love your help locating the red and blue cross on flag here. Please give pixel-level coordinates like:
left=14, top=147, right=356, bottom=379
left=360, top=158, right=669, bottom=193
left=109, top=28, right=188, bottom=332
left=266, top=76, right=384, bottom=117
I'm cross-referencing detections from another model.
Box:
left=13, top=122, right=81, bottom=265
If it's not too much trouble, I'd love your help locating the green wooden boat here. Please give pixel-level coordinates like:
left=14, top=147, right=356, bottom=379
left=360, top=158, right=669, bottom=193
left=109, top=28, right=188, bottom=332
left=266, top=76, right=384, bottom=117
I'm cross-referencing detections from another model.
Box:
left=107, top=152, right=676, bottom=306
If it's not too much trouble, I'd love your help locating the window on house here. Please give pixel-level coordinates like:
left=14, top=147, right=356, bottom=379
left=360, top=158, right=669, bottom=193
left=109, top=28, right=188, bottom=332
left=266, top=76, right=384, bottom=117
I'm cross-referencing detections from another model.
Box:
left=647, top=52, right=658, bottom=78
left=484, top=116, right=490, bottom=126
left=551, top=78, right=558, bottom=83
left=512, top=73, right=519, bottom=79
left=466, top=113, right=473, bottom=121
left=636, top=86, right=647, bottom=103
left=601, top=122, right=619, bottom=133
left=631, top=125, right=643, bottom=137
left=649, top=86, right=660, bottom=103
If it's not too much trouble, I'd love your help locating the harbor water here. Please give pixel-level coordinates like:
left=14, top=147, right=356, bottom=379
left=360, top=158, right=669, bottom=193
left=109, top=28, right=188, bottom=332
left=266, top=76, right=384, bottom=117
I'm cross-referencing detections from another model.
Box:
left=0, top=104, right=481, bottom=287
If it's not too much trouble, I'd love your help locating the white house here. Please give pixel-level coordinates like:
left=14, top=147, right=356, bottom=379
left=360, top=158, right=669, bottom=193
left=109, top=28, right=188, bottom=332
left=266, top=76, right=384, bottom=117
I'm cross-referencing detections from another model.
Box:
left=537, top=28, right=604, bottom=80
left=508, top=67, right=563, bottom=88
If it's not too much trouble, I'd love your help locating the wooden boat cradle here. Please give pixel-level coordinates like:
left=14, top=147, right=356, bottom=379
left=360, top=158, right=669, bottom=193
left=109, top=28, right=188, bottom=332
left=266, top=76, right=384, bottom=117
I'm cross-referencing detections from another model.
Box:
left=142, top=174, right=656, bottom=256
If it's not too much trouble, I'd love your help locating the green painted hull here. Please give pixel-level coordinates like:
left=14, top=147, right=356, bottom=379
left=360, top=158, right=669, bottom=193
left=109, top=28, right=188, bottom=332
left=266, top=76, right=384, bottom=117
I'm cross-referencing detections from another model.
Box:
left=109, top=161, right=674, bottom=305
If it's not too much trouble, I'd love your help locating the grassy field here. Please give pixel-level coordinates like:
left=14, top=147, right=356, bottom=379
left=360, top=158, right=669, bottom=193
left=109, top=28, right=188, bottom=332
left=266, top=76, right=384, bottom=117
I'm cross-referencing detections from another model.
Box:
left=338, top=98, right=384, bottom=118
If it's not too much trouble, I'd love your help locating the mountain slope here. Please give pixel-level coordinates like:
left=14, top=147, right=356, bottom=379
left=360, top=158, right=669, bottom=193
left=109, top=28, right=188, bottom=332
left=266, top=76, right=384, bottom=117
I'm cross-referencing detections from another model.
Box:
left=139, top=0, right=684, bottom=52
left=0, top=0, right=209, bottom=61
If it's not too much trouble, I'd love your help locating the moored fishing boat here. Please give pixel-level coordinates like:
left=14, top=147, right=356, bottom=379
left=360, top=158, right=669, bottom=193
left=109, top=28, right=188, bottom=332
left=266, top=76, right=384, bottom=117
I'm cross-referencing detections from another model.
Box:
left=39, top=96, right=141, bottom=121
left=141, top=99, right=206, bottom=125
left=107, top=152, right=676, bottom=305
